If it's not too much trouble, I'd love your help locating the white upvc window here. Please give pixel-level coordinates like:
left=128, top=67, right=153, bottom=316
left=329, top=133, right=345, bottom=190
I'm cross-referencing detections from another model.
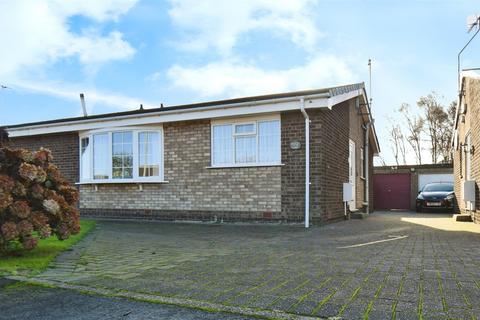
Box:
left=79, top=127, right=164, bottom=183
left=211, top=115, right=281, bottom=167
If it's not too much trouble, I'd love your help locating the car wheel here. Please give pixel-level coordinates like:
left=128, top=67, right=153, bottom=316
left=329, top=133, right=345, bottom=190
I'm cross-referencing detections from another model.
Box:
left=416, top=206, right=422, bottom=213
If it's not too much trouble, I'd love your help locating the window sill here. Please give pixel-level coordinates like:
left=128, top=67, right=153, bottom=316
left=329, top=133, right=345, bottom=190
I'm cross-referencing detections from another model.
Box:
left=206, top=163, right=284, bottom=169
left=75, top=180, right=169, bottom=185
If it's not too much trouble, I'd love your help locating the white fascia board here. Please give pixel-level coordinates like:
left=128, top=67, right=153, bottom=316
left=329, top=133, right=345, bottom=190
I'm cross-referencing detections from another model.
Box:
left=327, top=89, right=361, bottom=109
left=8, top=96, right=329, bottom=137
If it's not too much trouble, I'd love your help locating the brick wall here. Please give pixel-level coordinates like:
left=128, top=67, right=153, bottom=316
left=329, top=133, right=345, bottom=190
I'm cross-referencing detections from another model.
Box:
left=80, top=120, right=282, bottom=221
left=7, top=133, right=79, bottom=184
left=454, top=77, right=480, bottom=221
left=280, top=111, right=305, bottom=222
left=7, top=98, right=374, bottom=224
left=316, top=103, right=351, bottom=221
left=281, top=99, right=371, bottom=224
left=348, top=99, right=368, bottom=210
left=280, top=105, right=351, bottom=224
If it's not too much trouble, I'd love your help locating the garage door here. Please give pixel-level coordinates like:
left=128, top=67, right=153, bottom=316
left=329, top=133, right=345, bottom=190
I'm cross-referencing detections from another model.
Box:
left=374, top=173, right=411, bottom=210
left=418, top=173, right=454, bottom=191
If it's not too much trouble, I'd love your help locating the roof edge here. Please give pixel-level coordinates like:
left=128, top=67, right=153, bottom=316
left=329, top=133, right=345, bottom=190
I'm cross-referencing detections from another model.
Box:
left=4, top=83, right=364, bottom=130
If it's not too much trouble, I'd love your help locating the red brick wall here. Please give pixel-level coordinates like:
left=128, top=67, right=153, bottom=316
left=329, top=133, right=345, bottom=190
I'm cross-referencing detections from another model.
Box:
left=315, top=103, right=350, bottom=221
left=8, top=133, right=79, bottom=184
left=280, top=98, right=371, bottom=224
left=281, top=111, right=306, bottom=222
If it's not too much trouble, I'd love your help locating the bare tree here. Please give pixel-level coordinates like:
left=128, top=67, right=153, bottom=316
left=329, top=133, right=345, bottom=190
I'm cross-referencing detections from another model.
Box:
left=376, top=155, right=387, bottom=166
left=437, top=101, right=456, bottom=163
left=399, top=103, right=424, bottom=164
left=388, top=122, right=406, bottom=165
left=417, top=93, right=451, bottom=163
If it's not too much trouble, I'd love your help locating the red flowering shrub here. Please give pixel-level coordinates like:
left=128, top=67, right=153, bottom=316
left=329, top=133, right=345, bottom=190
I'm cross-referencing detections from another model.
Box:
left=0, top=142, right=80, bottom=253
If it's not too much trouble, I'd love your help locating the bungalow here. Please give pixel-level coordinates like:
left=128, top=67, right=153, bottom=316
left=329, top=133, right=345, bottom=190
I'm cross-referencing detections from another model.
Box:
left=5, top=83, right=380, bottom=225
left=453, top=71, right=480, bottom=222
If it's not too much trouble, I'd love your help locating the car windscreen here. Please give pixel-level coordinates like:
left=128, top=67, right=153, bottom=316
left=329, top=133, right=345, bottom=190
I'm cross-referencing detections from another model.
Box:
left=423, top=183, right=453, bottom=192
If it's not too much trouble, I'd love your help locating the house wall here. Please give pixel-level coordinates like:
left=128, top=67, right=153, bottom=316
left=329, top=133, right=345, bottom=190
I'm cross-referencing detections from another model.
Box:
left=280, top=111, right=306, bottom=222
left=281, top=99, right=372, bottom=223
left=80, top=120, right=283, bottom=222
left=315, top=103, right=351, bottom=221
left=374, top=164, right=453, bottom=210
left=348, top=99, right=368, bottom=211
left=7, top=98, right=375, bottom=223
left=7, top=133, right=79, bottom=184
left=454, top=77, right=480, bottom=221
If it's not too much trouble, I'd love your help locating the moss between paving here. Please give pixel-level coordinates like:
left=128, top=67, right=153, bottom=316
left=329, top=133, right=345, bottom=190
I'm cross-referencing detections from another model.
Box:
left=0, top=220, right=96, bottom=276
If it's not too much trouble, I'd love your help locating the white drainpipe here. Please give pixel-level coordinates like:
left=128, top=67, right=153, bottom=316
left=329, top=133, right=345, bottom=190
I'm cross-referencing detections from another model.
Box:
left=364, top=122, right=371, bottom=214
left=300, top=98, right=310, bottom=228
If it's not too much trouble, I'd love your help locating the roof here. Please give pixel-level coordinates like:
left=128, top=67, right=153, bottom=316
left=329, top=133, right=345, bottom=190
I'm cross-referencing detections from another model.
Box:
left=4, top=82, right=380, bottom=154
left=4, top=83, right=364, bottom=129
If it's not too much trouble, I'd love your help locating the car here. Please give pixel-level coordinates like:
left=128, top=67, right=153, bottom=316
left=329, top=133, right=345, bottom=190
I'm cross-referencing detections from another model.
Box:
left=416, top=182, right=455, bottom=212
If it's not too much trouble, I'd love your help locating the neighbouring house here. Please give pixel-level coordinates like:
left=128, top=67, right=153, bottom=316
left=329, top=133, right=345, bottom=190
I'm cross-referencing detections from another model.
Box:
left=4, top=83, right=380, bottom=225
left=373, top=164, right=453, bottom=211
left=453, top=71, right=480, bottom=222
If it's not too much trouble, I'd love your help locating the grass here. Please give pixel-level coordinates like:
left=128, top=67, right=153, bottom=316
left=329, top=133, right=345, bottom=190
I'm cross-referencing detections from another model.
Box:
left=0, top=220, right=96, bottom=277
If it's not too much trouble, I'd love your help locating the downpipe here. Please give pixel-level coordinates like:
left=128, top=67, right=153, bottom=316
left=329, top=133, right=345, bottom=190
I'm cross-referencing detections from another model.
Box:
left=363, top=122, right=371, bottom=214
left=300, top=98, right=311, bottom=228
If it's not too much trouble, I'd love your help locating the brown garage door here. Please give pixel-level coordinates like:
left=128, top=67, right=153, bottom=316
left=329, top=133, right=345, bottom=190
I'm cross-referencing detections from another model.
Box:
left=373, top=173, right=411, bottom=210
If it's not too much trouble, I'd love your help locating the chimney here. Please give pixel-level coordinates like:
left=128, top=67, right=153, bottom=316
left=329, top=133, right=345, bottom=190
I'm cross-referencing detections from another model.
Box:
left=80, top=93, right=87, bottom=117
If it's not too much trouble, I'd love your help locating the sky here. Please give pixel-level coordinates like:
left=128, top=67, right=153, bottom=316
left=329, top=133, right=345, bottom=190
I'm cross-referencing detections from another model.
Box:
left=0, top=0, right=479, bottom=165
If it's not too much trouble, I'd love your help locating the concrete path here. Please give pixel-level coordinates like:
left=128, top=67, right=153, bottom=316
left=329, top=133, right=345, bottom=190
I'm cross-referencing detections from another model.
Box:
left=23, top=212, right=480, bottom=319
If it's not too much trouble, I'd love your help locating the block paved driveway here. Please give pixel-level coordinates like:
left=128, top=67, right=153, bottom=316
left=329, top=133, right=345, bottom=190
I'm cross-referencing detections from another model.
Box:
left=35, top=212, right=480, bottom=319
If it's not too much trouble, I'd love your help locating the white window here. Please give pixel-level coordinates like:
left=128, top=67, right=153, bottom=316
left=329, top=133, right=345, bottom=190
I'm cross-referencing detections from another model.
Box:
left=79, top=127, right=163, bottom=183
left=211, top=116, right=281, bottom=167
left=93, top=133, right=109, bottom=180
left=80, top=137, right=91, bottom=181
left=138, top=132, right=161, bottom=177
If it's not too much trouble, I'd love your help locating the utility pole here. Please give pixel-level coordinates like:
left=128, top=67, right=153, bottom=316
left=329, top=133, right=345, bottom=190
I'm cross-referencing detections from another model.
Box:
left=368, top=59, right=372, bottom=107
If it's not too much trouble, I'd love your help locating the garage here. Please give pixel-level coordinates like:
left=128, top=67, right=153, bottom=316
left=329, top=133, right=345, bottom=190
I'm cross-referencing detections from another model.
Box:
left=418, top=173, right=454, bottom=191
left=373, top=164, right=453, bottom=211
left=373, top=173, right=411, bottom=210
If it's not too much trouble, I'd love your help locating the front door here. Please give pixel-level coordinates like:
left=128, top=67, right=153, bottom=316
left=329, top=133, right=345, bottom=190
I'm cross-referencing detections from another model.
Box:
left=349, top=139, right=356, bottom=210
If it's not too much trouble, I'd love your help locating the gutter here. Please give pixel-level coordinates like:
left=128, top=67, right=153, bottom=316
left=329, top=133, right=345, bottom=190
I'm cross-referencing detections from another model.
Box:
left=300, top=97, right=311, bottom=228
left=6, top=92, right=331, bottom=137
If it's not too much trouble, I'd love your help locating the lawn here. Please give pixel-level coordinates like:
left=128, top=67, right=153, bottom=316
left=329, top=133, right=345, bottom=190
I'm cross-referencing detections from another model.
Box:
left=0, top=220, right=96, bottom=276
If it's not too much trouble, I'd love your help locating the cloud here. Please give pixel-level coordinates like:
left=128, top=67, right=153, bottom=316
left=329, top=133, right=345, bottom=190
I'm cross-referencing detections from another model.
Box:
left=167, top=0, right=321, bottom=56
left=11, top=80, right=157, bottom=113
left=0, top=0, right=138, bottom=77
left=166, top=55, right=356, bottom=98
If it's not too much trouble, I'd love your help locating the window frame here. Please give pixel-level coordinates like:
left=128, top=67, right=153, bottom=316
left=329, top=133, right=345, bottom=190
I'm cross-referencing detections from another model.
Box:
left=210, top=115, right=281, bottom=168
left=78, top=126, right=164, bottom=183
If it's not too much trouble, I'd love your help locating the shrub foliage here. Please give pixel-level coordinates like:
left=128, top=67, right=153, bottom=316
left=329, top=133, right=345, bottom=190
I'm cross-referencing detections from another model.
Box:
left=0, top=142, right=80, bottom=253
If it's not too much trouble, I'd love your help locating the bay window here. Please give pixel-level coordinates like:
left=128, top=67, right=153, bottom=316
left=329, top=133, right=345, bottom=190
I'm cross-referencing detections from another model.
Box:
left=79, top=127, right=163, bottom=183
left=211, top=116, right=281, bottom=167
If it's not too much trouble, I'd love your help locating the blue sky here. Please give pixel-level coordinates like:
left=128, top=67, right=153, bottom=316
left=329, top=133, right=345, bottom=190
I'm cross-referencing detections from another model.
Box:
left=1, top=0, right=479, bottom=165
